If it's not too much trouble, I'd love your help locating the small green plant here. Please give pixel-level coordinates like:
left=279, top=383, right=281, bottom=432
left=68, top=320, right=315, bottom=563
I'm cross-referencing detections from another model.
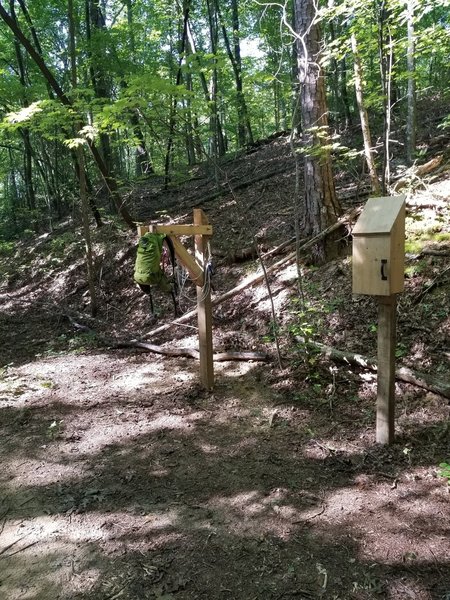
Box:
left=40, top=380, right=55, bottom=389
left=405, top=261, right=427, bottom=278
left=67, top=332, right=98, bottom=353
left=0, top=241, right=15, bottom=256
left=49, top=231, right=78, bottom=256
left=395, top=343, right=408, bottom=358
left=262, top=320, right=280, bottom=343
left=439, top=461, right=450, bottom=485
left=47, top=419, right=64, bottom=440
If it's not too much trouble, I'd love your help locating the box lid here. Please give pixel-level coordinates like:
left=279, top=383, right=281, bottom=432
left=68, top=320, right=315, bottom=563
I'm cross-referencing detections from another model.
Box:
left=353, top=195, right=405, bottom=236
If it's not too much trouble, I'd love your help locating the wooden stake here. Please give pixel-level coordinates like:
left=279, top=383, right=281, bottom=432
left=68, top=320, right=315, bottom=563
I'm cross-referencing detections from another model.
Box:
left=376, top=294, right=397, bottom=444
left=194, top=209, right=214, bottom=390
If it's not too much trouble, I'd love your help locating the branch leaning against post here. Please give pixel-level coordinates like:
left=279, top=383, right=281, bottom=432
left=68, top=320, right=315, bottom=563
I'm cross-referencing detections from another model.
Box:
left=146, top=207, right=360, bottom=339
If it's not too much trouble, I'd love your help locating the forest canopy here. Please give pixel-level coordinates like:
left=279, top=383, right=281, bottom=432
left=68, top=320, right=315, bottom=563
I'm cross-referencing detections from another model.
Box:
left=0, top=0, right=449, bottom=237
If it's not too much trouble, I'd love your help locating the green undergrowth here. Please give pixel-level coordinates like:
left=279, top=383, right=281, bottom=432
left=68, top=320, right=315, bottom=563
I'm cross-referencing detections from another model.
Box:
left=439, top=461, right=450, bottom=485
left=35, top=332, right=100, bottom=358
left=405, top=229, right=450, bottom=254
left=0, top=221, right=128, bottom=290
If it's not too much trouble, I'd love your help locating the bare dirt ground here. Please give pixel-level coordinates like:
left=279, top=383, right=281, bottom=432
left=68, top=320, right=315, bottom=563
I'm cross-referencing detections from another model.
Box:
left=0, top=136, right=449, bottom=600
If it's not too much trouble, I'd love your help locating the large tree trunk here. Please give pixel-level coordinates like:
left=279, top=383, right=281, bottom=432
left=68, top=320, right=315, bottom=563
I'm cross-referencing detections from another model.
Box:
left=164, top=0, right=190, bottom=187
left=378, top=2, right=393, bottom=194
left=294, top=0, right=341, bottom=263
left=206, top=0, right=226, bottom=158
left=69, top=0, right=97, bottom=316
left=125, top=0, right=153, bottom=177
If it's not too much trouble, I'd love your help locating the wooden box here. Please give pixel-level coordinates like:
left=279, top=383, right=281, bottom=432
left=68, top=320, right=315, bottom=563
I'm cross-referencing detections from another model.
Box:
left=352, top=195, right=406, bottom=296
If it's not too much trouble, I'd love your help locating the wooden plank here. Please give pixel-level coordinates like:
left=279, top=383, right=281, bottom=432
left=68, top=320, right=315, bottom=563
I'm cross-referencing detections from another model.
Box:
left=148, top=224, right=213, bottom=236
left=376, top=294, right=397, bottom=444
left=137, top=224, right=150, bottom=236
left=194, top=209, right=214, bottom=390
left=169, top=236, right=204, bottom=286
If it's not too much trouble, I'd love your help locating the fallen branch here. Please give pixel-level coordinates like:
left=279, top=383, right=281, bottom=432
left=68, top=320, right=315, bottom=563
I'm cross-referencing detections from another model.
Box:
left=146, top=207, right=361, bottom=339
left=297, top=339, right=450, bottom=399
left=417, top=249, right=450, bottom=258
left=393, top=155, right=444, bottom=191
left=0, top=541, right=39, bottom=560
left=414, top=265, right=450, bottom=305
left=187, top=166, right=292, bottom=207
left=113, top=340, right=269, bottom=362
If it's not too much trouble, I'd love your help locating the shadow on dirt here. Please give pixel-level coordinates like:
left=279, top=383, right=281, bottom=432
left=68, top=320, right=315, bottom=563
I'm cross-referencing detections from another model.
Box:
left=0, top=362, right=448, bottom=599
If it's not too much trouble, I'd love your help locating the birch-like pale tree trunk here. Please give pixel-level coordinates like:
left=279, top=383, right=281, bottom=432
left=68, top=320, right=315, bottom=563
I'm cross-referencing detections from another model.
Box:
left=406, top=0, right=416, bottom=165
left=351, top=32, right=381, bottom=195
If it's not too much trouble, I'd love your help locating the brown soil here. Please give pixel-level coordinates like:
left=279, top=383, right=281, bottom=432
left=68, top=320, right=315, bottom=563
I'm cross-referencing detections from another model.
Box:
left=0, top=136, right=449, bottom=600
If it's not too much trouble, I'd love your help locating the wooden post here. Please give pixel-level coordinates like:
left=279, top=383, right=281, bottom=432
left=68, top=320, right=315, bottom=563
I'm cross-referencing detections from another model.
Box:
left=193, top=209, right=214, bottom=390
left=376, top=294, right=397, bottom=444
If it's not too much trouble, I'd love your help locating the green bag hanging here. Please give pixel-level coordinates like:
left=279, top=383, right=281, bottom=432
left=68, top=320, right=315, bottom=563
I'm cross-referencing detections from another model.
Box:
left=133, top=232, right=172, bottom=292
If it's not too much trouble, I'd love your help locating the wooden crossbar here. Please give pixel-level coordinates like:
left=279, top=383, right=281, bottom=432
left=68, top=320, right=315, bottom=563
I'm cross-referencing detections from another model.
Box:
left=138, top=224, right=212, bottom=236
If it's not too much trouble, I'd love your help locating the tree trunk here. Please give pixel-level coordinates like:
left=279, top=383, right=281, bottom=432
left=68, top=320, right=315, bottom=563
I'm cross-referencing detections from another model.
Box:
left=125, top=0, right=153, bottom=176
left=206, top=0, right=226, bottom=158
left=339, top=56, right=352, bottom=128
left=86, top=0, right=114, bottom=176
left=69, top=0, right=97, bottom=316
left=406, top=0, right=416, bottom=165
left=184, top=68, right=197, bottom=165
left=216, top=0, right=254, bottom=147
left=13, top=0, right=102, bottom=226
left=186, top=18, right=225, bottom=161
left=164, top=0, right=190, bottom=187
left=294, top=0, right=341, bottom=263
left=351, top=33, right=381, bottom=195
left=378, top=1, right=392, bottom=194
left=9, top=0, right=36, bottom=212
left=383, top=34, right=393, bottom=191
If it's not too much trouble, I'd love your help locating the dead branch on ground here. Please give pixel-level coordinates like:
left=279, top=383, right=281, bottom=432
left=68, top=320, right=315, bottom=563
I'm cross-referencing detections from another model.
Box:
left=111, top=340, right=269, bottom=362
left=296, top=338, right=450, bottom=399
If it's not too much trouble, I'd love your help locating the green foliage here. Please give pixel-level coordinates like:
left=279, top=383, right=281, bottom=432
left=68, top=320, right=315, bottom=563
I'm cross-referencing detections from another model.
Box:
left=262, top=320, right=280, bottom=343
left=49, top=232, right=79, bottom=257
left=405, top=230, right=450, bottom=254
left=395, top=343, right=408, bottom=358
left=38, top=332, right=99, bottom=358
left=0, top=241, right=15, bottom=256
left=439, top=462, right=450, bottom=485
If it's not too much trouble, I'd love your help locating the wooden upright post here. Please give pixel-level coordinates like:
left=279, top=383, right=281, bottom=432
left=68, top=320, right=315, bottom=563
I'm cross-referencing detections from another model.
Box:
left=193, top=209, right=214, bottom=390
left=376, top=295, right=397, bottom=444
